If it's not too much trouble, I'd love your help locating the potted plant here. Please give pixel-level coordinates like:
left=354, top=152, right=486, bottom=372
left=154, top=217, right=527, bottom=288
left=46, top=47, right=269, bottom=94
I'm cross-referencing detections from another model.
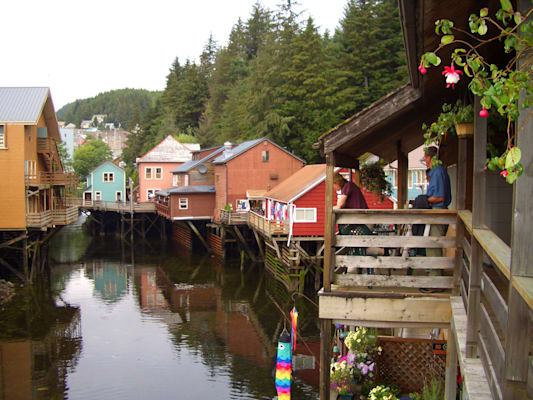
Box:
left=368, top=385, right=400, bottom=400
left=452, top=101, right=474, bottom=137
left=330, top=360, right=358, bottom=399
left=360, top=160, right=392, bottom=202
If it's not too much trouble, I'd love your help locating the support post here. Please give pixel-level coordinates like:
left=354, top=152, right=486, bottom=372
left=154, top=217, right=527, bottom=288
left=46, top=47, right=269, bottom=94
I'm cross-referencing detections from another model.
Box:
left=187, top=221, right=210, bottom=253
left=445, top=330, right=458, bottom=400
left=320, top=319, right=332, bottom=400
left=324, top=152, right=335, bottom=292
left=397, top=141, right=408, bottom=209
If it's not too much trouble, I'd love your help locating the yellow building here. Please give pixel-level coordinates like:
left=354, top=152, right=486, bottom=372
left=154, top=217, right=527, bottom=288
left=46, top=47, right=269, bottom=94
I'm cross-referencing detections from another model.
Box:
left=0, top=87, right=77, bottom=231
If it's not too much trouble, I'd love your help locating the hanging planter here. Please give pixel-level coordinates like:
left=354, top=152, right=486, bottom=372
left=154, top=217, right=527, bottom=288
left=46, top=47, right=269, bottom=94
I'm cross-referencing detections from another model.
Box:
left=455, top=122, right=474, bottom=137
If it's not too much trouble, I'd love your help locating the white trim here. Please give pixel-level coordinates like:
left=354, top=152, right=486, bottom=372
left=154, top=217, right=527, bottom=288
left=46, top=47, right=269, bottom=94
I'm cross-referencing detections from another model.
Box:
left=145, top=167, right=153, bottom=180
left=172, top=216, right=212, bottom=220
left=155, top=166, right=163, bottom=180
left=179, top=198, right=188, bottom=210
left=103, top=171, right=114, bottom=182
left=95, top=191, right=102, bottom=201
left=293, top=207, right=317, bottom=223
left=115, top=191, right=123, bottom=201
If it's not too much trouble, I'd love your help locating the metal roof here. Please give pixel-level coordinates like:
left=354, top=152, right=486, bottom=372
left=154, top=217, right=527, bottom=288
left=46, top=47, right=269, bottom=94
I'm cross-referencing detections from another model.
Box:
left=171, top=147, right=224, bottom=173
left=136, top=135, right=201, bottom=163
left=156, top=185, right=215, bottom=196
left=212, top=138, right=305, bottom=164
left=0, top=87, right=50, bottom=123
left=264, top=164, right=326, bottom=203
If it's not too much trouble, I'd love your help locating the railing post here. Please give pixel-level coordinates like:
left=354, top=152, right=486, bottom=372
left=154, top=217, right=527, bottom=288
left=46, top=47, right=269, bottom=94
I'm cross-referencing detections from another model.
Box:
left=323, top=152, right=335, bottom=292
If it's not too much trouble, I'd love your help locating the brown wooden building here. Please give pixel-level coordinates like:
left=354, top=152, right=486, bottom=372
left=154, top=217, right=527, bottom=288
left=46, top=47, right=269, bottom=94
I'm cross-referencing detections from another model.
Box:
left=0, top=87, right=77, bottom=231
left=316, top=1, right=532, bottom=399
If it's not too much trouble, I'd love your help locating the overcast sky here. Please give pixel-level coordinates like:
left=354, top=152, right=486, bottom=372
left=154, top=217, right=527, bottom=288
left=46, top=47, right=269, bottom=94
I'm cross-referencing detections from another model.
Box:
left=1, top=0, right=348, bottom=109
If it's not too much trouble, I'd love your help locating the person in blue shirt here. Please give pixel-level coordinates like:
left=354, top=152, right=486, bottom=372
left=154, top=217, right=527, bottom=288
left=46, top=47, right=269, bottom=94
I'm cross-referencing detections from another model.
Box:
left=422, top=146, right=452, bottom=291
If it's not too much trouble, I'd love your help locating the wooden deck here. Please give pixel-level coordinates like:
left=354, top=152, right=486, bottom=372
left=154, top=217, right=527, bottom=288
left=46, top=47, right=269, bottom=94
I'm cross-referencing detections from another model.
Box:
left=76, top=199, right=156, bottom=213
left=219, top=209, right=248, bottom=225
left=247, top=211, right=289, bottom=236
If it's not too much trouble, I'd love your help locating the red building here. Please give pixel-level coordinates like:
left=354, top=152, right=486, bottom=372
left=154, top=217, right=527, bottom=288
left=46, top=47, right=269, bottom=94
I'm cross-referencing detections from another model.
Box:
left=251, top=164, right=393, bottom=239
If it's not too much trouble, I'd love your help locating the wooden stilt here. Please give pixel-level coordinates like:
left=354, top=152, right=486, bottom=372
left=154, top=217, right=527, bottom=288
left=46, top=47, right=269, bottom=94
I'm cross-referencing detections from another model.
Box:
left=253, top=230, right=265, bottom=260
left=320, top=319, right=332, bottom=400
left=22, top=238, right=29, bottom=279
left=233, top=226, right=255, bottom=262
left=187, top=221, right=210, bottom=252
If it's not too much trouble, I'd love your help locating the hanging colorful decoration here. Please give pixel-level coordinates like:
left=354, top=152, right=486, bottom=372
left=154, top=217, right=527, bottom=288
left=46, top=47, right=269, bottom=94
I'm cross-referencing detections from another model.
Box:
left=275, top=330, right=292, bottom=400
left=290, top=306, right=298, bottom=351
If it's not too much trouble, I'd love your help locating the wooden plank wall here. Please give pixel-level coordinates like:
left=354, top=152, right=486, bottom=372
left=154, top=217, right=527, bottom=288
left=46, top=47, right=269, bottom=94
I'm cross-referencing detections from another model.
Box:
left=172, top=222, right=192, bottom=250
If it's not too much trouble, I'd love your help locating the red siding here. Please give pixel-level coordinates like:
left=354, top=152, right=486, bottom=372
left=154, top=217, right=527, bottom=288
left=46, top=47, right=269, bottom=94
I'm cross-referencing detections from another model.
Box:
left=362, top=189, right=394, bottom=209
left=293, top=180, right=327, bottom=236
left=169, top=192, right=215, bottom=219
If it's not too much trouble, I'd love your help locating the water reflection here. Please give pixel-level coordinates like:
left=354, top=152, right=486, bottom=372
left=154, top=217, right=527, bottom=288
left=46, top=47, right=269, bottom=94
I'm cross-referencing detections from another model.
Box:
left=0, top=226, right=319, bottom=399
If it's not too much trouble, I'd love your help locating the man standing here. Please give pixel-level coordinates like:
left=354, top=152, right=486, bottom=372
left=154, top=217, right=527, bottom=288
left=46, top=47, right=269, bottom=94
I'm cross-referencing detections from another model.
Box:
left=423, top=146, right=451, bottom=288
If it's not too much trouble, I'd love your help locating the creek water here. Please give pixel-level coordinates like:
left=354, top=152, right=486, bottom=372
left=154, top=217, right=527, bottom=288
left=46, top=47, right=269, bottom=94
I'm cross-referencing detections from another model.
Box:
left=0, top=217, right=320, bottom=399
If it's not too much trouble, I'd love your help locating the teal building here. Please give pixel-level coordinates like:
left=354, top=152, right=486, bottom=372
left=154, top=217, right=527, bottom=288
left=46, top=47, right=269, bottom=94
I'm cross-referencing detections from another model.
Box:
left=83, top=161, right=126, bottom=203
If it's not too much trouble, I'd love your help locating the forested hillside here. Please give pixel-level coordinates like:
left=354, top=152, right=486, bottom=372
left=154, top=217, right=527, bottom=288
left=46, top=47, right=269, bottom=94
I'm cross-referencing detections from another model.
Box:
left=128, top=0, right=408, bottom=168
left=56, top=89, right=160, bottom=131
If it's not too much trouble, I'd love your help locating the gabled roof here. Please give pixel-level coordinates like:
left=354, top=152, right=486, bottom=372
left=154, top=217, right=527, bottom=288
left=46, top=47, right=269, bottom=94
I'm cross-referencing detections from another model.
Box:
left=136, top=135, right=201, bottom=163
left=212, top=138, right=305, bottom=164
left=171, top=146, right=224, bottom=173
left=89, top=160, right=125, bottom=174
left=264, top=164, right=326, bottom=203
left=0, top=87, right=50, bottom=124
left=156, top=185, right=215, bottom=196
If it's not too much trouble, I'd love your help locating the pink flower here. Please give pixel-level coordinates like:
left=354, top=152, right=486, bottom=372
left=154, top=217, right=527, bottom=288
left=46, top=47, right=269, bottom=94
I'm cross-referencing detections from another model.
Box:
left=500, top=170, right=509, bottom=177
left=479, top=106, right=488, bottom=118
left=442, top=65, right=463, bottom=88
left=418, top=64, right=427, bottom=75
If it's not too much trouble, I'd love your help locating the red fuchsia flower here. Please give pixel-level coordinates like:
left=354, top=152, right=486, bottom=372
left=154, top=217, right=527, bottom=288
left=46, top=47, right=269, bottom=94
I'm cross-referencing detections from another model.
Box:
left=500, top=170, right=509, bottom=177
left=479, top=106, right=488, bottom=118
left=418, top=64, right=427, bottom=75
left=442, top=64, right=463, bottom=88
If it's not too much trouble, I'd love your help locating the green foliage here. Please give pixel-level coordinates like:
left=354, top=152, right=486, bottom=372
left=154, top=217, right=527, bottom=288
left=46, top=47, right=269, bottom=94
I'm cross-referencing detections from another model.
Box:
left=175, top=133, right=199, bottom=144
left=409, top=378, right=444, bottom=400
left=368, top=384, right=400, bottom=400
left=72, top=138, right=113, bottom=179
left=56, top=140, right=72, bottom=170
left=57, top=89, right=159, bottom=131
left=422, top=100, right=474, bottom=147
left=420, top=3, right=533, bottom=183
left=360, top=160, right=392, bottom=201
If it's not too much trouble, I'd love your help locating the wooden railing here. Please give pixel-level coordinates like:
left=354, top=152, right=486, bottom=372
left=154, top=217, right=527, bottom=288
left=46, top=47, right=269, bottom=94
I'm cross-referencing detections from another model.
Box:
left=156, top=202, right=170, bottom=218
left=52, top=206, right=79, bottom=225
left=329, top=209, right=457, bottom=291
left=75, top=198, right=156, bottom=213
left=26, top=172, right=77, bottom=187
left=219, top=209, right=248, bottom=225
left=248, top=211, right=289, bottom=236
left=37, top=137, right=55, bottom=153
left=26, top=210, right=52, bottom=228
left=454, top=210, right=533, bottom=399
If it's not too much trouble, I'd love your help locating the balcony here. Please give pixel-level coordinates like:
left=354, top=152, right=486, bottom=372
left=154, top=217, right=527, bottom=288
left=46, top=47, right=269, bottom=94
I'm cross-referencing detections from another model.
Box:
left=26, top=172, right=77, bottom=187
left=52, top=206, right=79, bottom=225
left=37, top=137, right=55, bottom=153
left=156, top=202, right=170, bottom=219
left=319, top=208, right=457, bottom=327
left=248, top=211, right=289, bottom=236
left=219, top=209, right=248, bottom=225
left=26, top=210, right=52, bottom=229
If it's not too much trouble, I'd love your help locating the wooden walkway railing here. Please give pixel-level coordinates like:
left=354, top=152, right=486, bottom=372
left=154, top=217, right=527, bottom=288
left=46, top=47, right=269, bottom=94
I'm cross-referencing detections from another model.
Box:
left=219, top=209, right=248, bottom=225
left=248, top=211, right=289, bottom=236
left=329, top=209, right=457, bottom=291
left=73, top=198, right=156, bottom=213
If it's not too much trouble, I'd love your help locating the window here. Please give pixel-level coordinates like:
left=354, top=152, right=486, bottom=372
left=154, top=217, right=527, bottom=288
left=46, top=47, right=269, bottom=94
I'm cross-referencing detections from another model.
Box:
left=95, top=192, right=102, bottom=201
left=184, top=175, right=189, bottom=186
left=262, top=150, right=269, bottom=162
left=25, top=160, right=36, bottom=178
left=155, top=167, right=162, bottom=179
left=103, top=172, right=114, bottom=182
left=145, top=167, right=152, bottom=179
left=294, top=208, right=317, bottom=223
left=0, top=125, right=5, bottom=148
left=173, top=174, right=179, bottom=187
left=116, top=191, right=122, bottom=201
left=408, top=171, right=414, bottom=189
left=147, top=189, right=157, bottom=200
left=179, top=198, right=188, bottom=210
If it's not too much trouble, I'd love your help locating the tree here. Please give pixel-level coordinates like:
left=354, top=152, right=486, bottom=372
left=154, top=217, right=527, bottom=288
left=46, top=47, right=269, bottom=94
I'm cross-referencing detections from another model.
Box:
left=57, top=141, right=72, bottom=171
left=72, top=139, right=112, bottom=179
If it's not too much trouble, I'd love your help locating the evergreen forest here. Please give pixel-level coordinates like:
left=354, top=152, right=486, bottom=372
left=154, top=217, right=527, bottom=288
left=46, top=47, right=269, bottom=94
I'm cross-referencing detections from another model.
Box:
left=63, top=0, right=408, bottom=168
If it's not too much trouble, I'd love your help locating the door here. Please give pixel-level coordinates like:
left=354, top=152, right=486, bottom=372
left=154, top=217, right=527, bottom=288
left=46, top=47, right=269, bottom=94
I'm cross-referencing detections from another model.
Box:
left=84, top=192, right=92, bottom=206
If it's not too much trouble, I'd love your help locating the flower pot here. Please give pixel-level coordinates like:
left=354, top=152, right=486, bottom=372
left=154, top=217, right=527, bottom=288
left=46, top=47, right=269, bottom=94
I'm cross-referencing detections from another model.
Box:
left=337, top=393, right=354, bottom=400
left=455, top=122, right=474, bottom=137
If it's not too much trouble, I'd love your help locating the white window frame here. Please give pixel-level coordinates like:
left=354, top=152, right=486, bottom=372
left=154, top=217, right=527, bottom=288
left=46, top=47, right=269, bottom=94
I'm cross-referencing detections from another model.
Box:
left=147, top=189, right=158, bottom=200
left=155, top=167, right=162, bottom=180
left=179, top=198, right=188, bottom=210
left=172, top=174, right=179, bottom=187
left=236, top=199, right=249, bottom=212
left=294, top=208, right=317, bottom=223
left=103, top=172, right=114, bottom=182
left=262, top=150, right=269, bottom=162
left=145, top=167, right=153, bottom=180
left=95, top=191, right=102, bottom=201
left=0, top=125, right=5, bottom=149
left=115, top=191, right=123, bottom=201
left=184, top=175, right=189, bottom=186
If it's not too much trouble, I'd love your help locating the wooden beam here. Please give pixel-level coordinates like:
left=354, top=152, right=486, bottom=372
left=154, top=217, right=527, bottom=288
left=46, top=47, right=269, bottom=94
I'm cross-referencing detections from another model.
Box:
left=456, top=138, right=468, bottom=210
left=466, top=237, right=483, bottom=357
left=323, top=152, right=335, bottom=292
left=0, top=233, right=27, bottom=249
left=0, top=257, right=28, bottom=283
left=336, top=255, right=455, bottom=270
left=445, top=330, right=458, bottom=400
left=472, top=96, right=487, bottom=228
left=336, top=234, right=456, bottom=248
left=252, top=230, right=265, bottom=260
left=319, top=318, right=332, bottom=400
left=233, top=226, right=255, bottom=262
left=318, top=290, right=451, bottom=324
left=334, top=274, right=454, bottom=289
left=322, top=86, right=422, bottom=154
left=186, top=221, right=210, bottom=253
left=397, top=141, right=408, bottom=209
left=336, top=210, right=457, bottom=225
